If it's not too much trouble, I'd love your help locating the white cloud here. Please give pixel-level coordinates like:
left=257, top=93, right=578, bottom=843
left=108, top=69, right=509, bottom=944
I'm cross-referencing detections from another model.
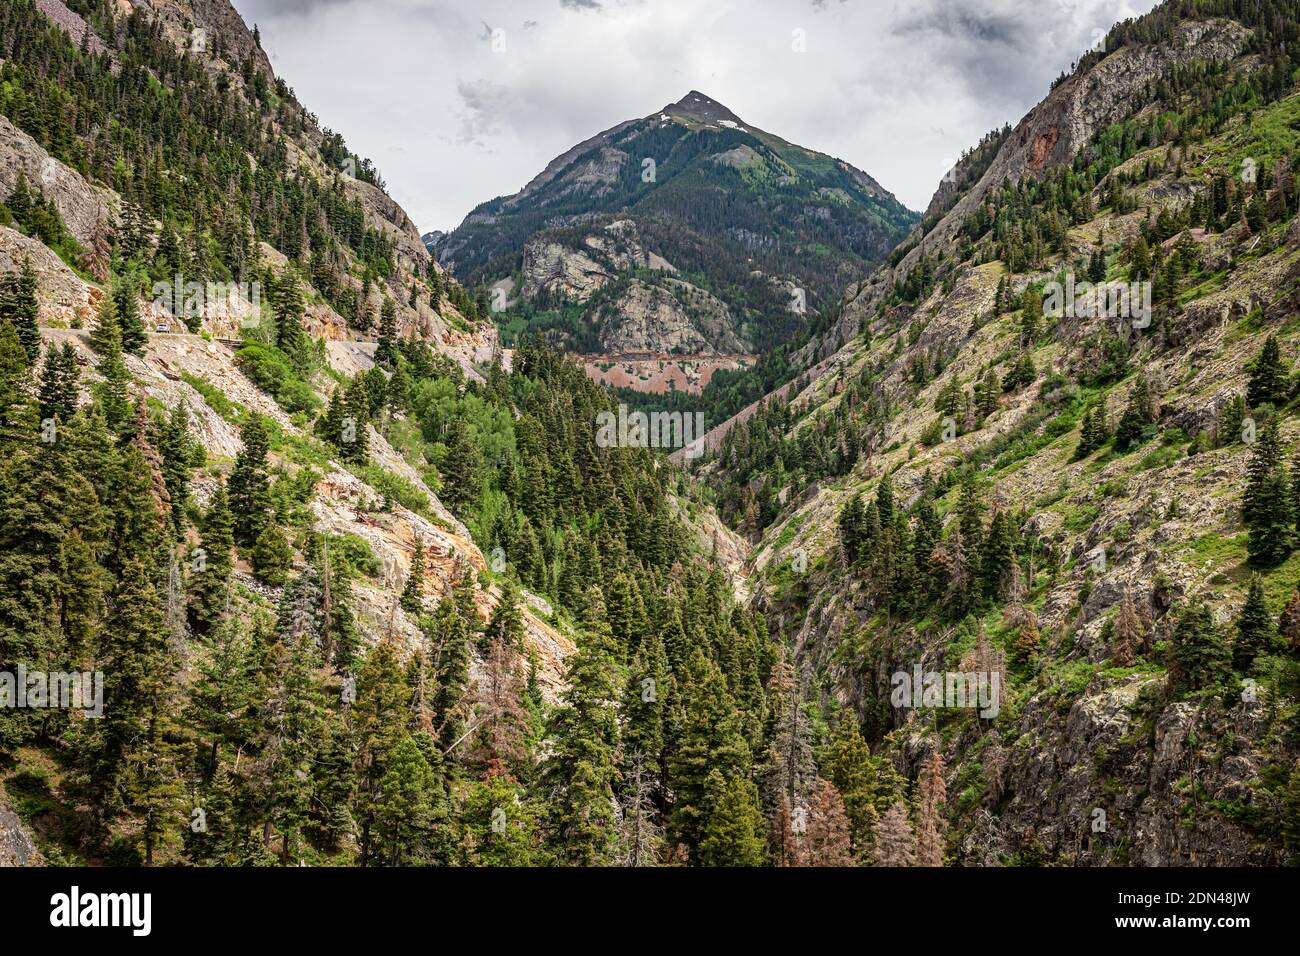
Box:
left=233, top=0, right=1159, bottom=233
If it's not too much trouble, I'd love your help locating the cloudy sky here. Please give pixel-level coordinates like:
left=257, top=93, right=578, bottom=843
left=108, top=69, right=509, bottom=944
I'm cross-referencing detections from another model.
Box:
left=231, top=0, right=1159, bottom=234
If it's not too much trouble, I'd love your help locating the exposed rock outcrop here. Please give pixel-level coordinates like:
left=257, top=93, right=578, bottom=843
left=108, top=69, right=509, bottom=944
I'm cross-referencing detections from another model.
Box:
left=0, top=805, right=41, bottom=868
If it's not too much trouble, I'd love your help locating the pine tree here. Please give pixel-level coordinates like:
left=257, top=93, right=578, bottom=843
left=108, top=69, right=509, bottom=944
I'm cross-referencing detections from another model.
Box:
left=666, top=649, right=752, bottom=856
left=89, top=295, right=132, bottom=434
left=113, top=278, right=147, bottom=356
left=80, top=553, right=174, bottom=825
left=157, top=402, right=193, bottom=533
left=374, top=733, right=442, bottom=865
left=485, top=579, right=525, bottom=651
left=317, top=387, right=346, bottom=451
left=696, top=771, right=767, bottom=867
left=1234, top=576, right=1277, bottom=672
left=375, top=298, right=398, bottom=367
left=186, top=763, right=257, bottom=865
left=387, top=362, right=412, bottom=414
left=400, top=537, right=426, bottom=614
left=89, top=289, right=122, bottom=356
left=460, top=774, right=540, bottom=866
left=805, top=779, right=855, bottom=866
left=1247, top=335, right=1287, bottom=410
left=467, top=633, right=531, bottom=779
left=760, top=652, right=817, bottom=854
left=251, top=523, right=293, bottom=587
left=1243, top=418, right=1284, bottom=528
left=320, top=539, right=361, bottom=674
left=820, top=713, right=884, bottom=857
left=1247, top=459, right=1293, bottom=567
left=542, top=591, right=622, bottom=865
left=1115, top=375, right=1157, bottom=452
left=0, top=426, right=102, bottom=748
left=0, top=323, right=37, bottom=449
left=1088, top=247, right=1107, bottom=283
left=353, top=639, right=413, bottom=865
left=617, top=752, right=664, bottom=867
left=440, top=418, right=484, bottom=513
left=59, top=527, right=107, bottom=662
left=256, top=627, right=328, bottom=864
left=914, top=751, right=947, bottom=867
left=979, top=509, right=1015, bottom=601
left=955, top=471, right=985, bottom=551
left=1220, top=394, right=1247, bottom=447
left=1019, top=286, right=1042, bottom=344
left=189, top=479, right=235, bottom=635
left=621, top=629, right=667, bottom=785
left=0, top=257, right=40, bottom=366
left=123, top=662, right=184, bottom=865
left=875, top=472, right=895, bottom=527
left=270, top=270, right=308, bottom=365
left=104, top=433, right=168, bottom=578
left=873, top=801, right=916, bottom=866
left=1167, top=601, right=1232, bottom=693
left=1075, top=397, right=1109, bottom=458
left=839, top=492, right=868, bottom=564
left=1111, top=590, right=1144, bottom=665
left=426, top=597, right=469, bottom=743
left=37, top=342, right=79, bottom=424
left=186, top=614, right=258, bottom=774
left=228, top=415, right=272, bottom=547
left=310, top=714, right=358, bottom=852
left=341, top=376, right=371, bottom=465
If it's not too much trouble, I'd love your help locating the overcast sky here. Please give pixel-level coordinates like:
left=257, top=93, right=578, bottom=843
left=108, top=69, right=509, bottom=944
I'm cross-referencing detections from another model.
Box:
left=231, top=0, right=1159, bottom=235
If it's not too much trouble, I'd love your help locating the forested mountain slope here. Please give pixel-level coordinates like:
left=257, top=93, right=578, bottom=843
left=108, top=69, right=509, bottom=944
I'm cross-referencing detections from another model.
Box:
left=440, top=91, right=918, bottom=393
left=0, top=0, right=779, bottom=869
left=696, top=0, right=1300, bottom=864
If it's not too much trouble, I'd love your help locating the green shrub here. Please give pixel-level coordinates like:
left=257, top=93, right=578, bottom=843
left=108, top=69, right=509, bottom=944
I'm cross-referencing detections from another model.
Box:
left=332, top=533, right=381, bottom=578
left=236, top=341, right=321, bottom=416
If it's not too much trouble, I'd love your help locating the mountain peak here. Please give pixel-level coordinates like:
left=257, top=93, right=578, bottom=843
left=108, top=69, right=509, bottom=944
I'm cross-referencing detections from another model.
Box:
left=659, top=91, right=745, bottom=127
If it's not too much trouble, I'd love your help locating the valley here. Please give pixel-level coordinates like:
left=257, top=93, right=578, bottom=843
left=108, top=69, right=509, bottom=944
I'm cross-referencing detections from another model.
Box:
left=0, top=0, right=1297, bottom=876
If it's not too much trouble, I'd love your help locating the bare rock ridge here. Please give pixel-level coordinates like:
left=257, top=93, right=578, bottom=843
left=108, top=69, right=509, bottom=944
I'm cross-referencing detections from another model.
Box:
left=660, top=90, right=748, bottom=127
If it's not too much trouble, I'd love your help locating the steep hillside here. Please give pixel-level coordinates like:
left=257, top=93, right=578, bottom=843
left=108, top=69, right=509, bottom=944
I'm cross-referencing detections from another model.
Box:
left=0, top=0, right=767, bottom=869
left=441, top=91, right=917, bottom=380
left=0, top=0, right=494, bottom=363
left=699, top=0, right=1300, bottom=865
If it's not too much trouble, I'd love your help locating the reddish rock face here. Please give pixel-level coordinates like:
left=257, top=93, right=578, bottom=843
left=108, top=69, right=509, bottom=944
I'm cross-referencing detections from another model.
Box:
left=1026, top=124, right=1061, bottom=173
left=581, top=354, right=754, bottom=396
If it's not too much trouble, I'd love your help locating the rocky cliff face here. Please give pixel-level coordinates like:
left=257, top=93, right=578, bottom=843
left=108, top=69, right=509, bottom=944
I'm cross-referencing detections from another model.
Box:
left=0, top=116, right=117, bottom=250
left=516, top=219, right=751, bottom=357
